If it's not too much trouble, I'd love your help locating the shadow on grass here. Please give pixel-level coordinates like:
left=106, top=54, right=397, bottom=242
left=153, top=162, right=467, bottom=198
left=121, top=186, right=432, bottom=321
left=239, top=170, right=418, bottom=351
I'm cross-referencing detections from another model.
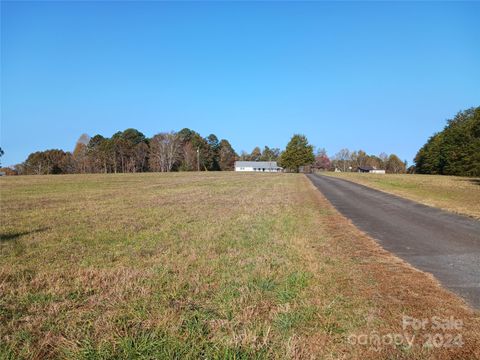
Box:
left=0, top=228, right=49, bottom=243
left=457, top=178, right=480, bottom=186
left=468, top=179, right=480, bottom=186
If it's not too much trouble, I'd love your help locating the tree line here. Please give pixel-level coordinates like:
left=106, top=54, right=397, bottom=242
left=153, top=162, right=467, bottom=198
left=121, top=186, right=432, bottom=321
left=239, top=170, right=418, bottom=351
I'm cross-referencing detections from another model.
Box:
left=9, top=129, right=292, bottom=175
left=2, top=130, right=411, bottom=175
left=328, top=149, right=407, bottom=174
left=414, top=107, right=480, bottom=176
left=12, top=128, right=238, bottom=175
left=264, top=135, right=407, bottom=174
left=3, top=107, right=478, bottom=176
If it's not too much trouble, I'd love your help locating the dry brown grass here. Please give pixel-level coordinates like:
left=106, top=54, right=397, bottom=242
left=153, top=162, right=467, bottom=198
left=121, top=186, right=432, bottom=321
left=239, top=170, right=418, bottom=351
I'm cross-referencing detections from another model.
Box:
left=303, top=178, right=480, bottom=359
left=323, top=172, right=480, bottom=219
left=0, top=173, right=478, bottom=359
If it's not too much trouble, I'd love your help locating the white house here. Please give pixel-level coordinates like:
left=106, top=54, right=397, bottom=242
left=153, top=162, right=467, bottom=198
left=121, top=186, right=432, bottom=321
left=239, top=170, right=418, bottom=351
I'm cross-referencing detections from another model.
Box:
left=234, top=161, right=283, bottom=172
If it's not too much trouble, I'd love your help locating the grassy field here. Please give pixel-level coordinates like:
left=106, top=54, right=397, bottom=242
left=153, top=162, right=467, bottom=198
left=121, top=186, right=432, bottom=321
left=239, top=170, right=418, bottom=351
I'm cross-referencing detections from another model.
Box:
left=1, top=173, right=479, bottom=359
left=323, top=172, right=480, bottom=219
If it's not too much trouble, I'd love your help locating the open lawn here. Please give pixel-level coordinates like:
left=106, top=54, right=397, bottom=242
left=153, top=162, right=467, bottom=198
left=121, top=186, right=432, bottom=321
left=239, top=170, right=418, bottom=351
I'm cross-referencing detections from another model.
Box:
left=323, top=172, right=480, bottom=219
left=1, top=173, right=479, bottom=359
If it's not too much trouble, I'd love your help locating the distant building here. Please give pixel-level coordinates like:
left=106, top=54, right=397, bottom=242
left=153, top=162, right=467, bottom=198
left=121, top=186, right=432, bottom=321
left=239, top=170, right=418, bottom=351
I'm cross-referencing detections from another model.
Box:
left=357, top=166, right=385, bottom=174
left=0, top=167, right=18, bottom=176
left=234, top=161, right=283, bottom=172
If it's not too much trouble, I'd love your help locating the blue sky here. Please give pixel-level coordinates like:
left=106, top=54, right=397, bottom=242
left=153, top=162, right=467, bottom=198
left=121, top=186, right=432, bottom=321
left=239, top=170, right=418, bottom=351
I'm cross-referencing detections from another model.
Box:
left=1, top=1, right=479, bottom=166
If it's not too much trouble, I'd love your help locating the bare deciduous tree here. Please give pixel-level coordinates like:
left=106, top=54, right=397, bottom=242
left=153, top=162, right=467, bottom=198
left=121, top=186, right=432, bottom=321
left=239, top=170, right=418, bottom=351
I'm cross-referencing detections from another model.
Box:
left=149, top=132, right=181, bottom=172
left=134, top=142, right=149, bottom=172
left=334, top=148, right=351, bottom=172
left=378, top=152, right=388, bottom=169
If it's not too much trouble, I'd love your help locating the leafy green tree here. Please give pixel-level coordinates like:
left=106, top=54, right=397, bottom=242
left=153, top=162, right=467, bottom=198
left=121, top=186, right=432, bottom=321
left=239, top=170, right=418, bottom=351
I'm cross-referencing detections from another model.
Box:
left=177, top=128, right=215, bottom=171
left=102, top=129, right=149, bottom=173
left=177, top=128, right=195, bottom=143
left=415, top=133, right=443, bottom=174
left=279, top=134, right=314, bottom=172
left=122, top=128, right=146, bottom=145
left=415, top=107, right=480, bottom=176
left=206, top=134, right=220, bottom=170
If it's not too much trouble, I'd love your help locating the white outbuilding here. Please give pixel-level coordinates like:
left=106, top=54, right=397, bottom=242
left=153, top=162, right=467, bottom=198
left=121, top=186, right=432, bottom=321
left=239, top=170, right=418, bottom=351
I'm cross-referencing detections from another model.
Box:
left=234, top=161, right=283, bottom=172
left=357, top=166, right=386, bottom=174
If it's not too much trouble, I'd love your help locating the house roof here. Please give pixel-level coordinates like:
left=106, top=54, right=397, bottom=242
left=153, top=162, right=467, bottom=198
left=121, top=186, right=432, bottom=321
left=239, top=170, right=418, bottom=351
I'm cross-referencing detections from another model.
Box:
left=235, top=161, right=281, bottom=168
left=358, top=166, right=375, bottom=171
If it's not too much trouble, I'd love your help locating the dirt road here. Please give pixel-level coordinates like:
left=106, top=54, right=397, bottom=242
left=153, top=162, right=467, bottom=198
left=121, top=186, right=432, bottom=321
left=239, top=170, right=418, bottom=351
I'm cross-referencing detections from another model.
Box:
left=307, top=174, right=480, bottom=308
